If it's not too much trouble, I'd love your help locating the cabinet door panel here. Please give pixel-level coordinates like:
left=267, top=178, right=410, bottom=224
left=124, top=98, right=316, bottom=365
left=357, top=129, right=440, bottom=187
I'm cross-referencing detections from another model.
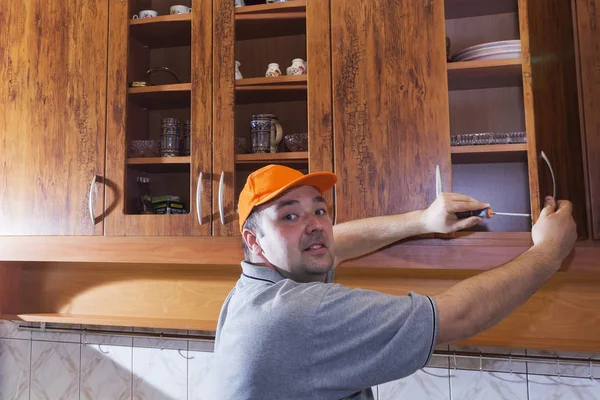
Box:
left=574, top=0, right=600, bottom=239
left=0, top=0, right=108, bottom=235
left=330, top=0, right=451, bottom=223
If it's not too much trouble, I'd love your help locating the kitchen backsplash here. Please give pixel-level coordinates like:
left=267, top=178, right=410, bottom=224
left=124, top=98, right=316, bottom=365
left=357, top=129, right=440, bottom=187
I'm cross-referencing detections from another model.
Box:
left=1, top=320, right=599, bottom=400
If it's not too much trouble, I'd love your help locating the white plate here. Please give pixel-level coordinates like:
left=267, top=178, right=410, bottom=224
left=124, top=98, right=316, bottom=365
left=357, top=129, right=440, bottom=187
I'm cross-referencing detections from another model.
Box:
left=451, top=40, right=521, bottom=59
left=453, top=45, right=521, bottom=61
left=460, top=50, right=522, bottom=61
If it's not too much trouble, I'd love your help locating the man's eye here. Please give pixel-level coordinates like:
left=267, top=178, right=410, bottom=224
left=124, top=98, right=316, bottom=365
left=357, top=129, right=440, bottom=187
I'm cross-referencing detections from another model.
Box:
left=315, top=209, right=327, bottom=216
left=283, top=214, right=298, bottom=220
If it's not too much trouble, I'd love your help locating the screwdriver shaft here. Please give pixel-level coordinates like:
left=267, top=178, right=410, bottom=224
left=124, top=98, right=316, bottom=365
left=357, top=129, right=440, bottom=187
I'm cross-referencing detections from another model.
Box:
left=492, top=211, right=531, bottom=218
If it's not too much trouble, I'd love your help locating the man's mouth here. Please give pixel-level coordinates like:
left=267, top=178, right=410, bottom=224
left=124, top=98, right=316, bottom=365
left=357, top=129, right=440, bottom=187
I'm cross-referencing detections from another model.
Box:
left=304, top=243, right=327, bottom=251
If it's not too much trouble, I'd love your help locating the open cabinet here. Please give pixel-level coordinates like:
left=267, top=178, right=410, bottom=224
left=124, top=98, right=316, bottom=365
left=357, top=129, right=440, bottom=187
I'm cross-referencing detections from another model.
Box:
left=331, top=0, right=587, bottom=238
left=212, top=0, right=334, bottom=236
left=105, top=0, right=213, bottom=235
left=446, top=0, right=586, bottom=236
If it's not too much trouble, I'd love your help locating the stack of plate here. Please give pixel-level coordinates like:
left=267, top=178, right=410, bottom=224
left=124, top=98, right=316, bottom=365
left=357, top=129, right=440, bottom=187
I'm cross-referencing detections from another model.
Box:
left=450, top=40, right=521, bottom=62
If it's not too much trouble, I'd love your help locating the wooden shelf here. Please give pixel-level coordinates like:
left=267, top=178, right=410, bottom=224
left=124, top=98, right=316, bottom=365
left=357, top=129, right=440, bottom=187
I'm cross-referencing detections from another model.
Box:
left=129, top=14, right=191, bottom=48
left=447, top=59, right=522, bottom=90
left=3, top=313, right=217, bottom=331
left=451, top=143, right=528, bottom=163
left=235, top=1, right=306, bottom=40
left=236, top=152, right=308, bottom=165
left=127, top=156, right=191, bottom=165
left=445, top=0, right=518, bottom=19
left=236, top=0, right=306, bottom=14
left=235, top=76, right=307, bottom=104
left=128, top=83, right=191, bottom=109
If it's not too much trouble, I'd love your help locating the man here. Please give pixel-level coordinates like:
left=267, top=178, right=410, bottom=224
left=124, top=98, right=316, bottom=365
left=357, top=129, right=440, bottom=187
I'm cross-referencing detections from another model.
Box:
left=202, top=165, right=577, bottom=399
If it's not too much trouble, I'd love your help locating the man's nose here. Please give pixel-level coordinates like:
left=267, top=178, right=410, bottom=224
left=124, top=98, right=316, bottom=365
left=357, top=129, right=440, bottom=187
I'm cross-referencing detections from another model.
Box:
left=305, top=213, right=323, bottom=233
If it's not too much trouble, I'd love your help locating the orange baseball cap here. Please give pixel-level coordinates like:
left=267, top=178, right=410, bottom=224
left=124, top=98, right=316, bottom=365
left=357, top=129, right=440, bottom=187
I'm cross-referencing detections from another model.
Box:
left=238, top=164, right=337, bottom=232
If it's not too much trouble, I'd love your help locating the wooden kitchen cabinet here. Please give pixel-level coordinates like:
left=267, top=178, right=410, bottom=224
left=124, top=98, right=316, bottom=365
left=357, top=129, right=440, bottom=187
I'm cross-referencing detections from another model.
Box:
left=104, top=0, right=213, bottom=236
left=574, top=0, right=600, bottom=240
left=212, top=0, right=334, bottom=236
left=0, top=0, right=109, bottom=235
left=331, top=0, right=588, bottom=238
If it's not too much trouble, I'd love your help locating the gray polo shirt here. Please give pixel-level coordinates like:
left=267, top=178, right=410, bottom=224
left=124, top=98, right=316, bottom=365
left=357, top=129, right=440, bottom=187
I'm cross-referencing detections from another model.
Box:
left=201, top=262, right=438, bottom=399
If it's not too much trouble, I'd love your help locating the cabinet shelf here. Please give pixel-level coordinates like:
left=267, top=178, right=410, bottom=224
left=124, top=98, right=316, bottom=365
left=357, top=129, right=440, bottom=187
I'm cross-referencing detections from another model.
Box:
left=235, top=76, right=307, bottom=104
left=235, top=1, right=306, bottom=40
left=128, top=83, right=191, bottom=109
left=127, top=156, right=191, bottom=173
left=3, top=313, right=216, bottom=331
left=451, top=144, right=528, bottom=164
left=445, top=0, right=518, bottom=20
left=129, top=14, right=191, bottom=48
left=127, top=156, right=191, bottom=165
left=447, top=59, right=522, bottom=91
left=236, top=152, right=308, bottom=165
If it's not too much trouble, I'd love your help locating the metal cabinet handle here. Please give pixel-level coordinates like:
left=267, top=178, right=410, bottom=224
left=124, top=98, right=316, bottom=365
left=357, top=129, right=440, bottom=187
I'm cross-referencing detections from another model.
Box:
left=541, top=151, right=557, bottom=200
left=196, top=172, right=203, bottom=225
left=88, top=175, right=97, bottom=225
left=218, top=171, right=225, bottom=225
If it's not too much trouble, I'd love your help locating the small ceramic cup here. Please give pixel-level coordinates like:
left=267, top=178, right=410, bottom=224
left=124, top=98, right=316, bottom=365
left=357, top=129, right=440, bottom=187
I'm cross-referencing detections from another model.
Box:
left=170, top=5, right=192, bottom=14
left=133, top=10, right=158, bottom=18
left=265, top=63, right=281, bottom=78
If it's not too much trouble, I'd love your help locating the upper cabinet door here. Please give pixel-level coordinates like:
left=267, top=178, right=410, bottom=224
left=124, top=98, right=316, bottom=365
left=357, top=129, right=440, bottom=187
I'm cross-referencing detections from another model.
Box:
left=520, top=0, right=588, bottom=238
left=330, top=0, right=451, bottom=223
left=0, top=0, right=108, bottom=235
left=104, top=0, right=212, bottom=236
left=574, top=0, right=600, bottom=239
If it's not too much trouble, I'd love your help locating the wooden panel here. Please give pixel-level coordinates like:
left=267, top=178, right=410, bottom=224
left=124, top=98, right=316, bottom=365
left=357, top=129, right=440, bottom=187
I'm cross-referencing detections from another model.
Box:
left=306, top=0, right=335, bottom=214
left=4, top=259, right=600, bottom=351
left=0, top=0, right=107, bottom=235
left=129, top=14, right=192, bottom=48
left=213, top=0, right=238, bottom=236
left=574, top=0, right=600, bottom=239
left=336, top=268, right=600, bottom=352
left=236, top=152, right=308, bottom=164
left=331, top=0, right=450, bottom=223
left=521, top=0, right=587, bottom=238
left=447, top=59, right=523, bottom=91
left=105, top=0, right=211, bottom=235
left=0, top=235, right=600, bottom=273
left=444, top=0, right=518, bottom=20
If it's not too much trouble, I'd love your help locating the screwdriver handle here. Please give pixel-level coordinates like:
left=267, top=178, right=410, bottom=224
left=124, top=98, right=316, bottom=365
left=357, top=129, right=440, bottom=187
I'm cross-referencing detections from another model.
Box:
left=456, top=208, right=492, bottom=219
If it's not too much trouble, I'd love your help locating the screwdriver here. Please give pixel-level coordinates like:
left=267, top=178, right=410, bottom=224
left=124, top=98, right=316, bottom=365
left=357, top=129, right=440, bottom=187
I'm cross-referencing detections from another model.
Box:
left=456, top=208, right=531, bottom=219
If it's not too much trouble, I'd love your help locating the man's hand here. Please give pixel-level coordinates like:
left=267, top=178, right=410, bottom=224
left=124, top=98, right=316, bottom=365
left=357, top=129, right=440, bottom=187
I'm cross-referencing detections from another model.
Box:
left=531, top=196, right=577, bottom=265
left=420, top=192, right=490, bottom=234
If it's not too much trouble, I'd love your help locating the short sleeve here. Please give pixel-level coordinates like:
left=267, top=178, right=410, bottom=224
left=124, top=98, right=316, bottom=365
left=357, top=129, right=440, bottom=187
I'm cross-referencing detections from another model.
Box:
left=309, top=284, right=437, bottom=397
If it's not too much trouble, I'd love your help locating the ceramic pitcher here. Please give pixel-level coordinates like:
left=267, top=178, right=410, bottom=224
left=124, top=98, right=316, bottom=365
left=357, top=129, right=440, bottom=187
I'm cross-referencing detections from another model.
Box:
left=250, top=114, right=284, bottom=154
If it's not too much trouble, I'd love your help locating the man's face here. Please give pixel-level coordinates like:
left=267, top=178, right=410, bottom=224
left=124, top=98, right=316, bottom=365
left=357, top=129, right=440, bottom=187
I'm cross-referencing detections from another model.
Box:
left=245, top=185, right=334, bottom=283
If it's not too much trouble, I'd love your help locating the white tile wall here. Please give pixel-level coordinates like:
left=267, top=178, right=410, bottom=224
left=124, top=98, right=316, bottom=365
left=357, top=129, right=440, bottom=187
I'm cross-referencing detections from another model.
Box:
left=2, top=320, right=600, bottom=400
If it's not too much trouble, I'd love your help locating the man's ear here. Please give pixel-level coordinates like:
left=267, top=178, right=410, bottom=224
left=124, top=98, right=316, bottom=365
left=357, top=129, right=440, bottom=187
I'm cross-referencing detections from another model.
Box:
left=242, top=229, right=262, bottom=255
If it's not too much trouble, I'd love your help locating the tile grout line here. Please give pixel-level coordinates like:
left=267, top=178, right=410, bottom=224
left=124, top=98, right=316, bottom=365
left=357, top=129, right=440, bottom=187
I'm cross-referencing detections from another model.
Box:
left=29, top=334, right=32, bottom=400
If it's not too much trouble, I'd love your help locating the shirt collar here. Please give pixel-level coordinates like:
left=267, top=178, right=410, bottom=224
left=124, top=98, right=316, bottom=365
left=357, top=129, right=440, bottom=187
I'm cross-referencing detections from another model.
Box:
left=240, top=261, right=335, bottom=284
left=240, top=261, right=287, bottom=284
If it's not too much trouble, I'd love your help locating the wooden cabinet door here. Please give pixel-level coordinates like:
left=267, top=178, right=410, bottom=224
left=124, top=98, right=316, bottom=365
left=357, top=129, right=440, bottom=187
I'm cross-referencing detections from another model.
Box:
left=0, top=0, right=108, bottom=235
left=574, top=0, right=600, bottom=239
left=521, top=0, right=588, bottom=238
left=104, top=0, right=212, bottom=236
left=330, top=0, right=451, bottom=223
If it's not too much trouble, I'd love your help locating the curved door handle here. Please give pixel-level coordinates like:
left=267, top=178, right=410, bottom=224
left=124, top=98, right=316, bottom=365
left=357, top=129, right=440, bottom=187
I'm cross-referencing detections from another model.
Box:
left=218, top=171, right=225, bottom=225
left=541, top=151, right=557, bottom=200
left=88, top=175, right=97, bottom=225
left=196, top=172, right=203, bottom=225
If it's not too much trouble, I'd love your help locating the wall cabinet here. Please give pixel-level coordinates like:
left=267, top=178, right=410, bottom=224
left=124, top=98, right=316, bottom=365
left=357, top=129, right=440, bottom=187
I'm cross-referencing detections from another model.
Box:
left=0, top=0, right=109, bottom=235
left=574, top=0, right=600, bottom=240
left=331, top=0, right=587, bottom=238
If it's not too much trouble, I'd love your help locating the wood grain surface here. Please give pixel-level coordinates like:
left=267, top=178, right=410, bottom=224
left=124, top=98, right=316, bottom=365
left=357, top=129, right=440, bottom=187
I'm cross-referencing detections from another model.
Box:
left=0, top=0, right=108, bottom=235
left=331, top=0, right=451, bottom=224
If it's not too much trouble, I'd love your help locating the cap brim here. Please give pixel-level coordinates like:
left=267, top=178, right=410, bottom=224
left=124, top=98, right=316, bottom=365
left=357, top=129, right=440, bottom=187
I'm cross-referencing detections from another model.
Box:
left=254, top=172, right=337, bottom=208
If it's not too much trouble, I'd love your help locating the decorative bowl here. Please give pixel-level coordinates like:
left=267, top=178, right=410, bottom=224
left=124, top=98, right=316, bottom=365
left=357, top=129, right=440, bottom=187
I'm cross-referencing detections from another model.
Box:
left=129, top=140, right=161, bottom=157
left=283, top=133, right=308, bottom=152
